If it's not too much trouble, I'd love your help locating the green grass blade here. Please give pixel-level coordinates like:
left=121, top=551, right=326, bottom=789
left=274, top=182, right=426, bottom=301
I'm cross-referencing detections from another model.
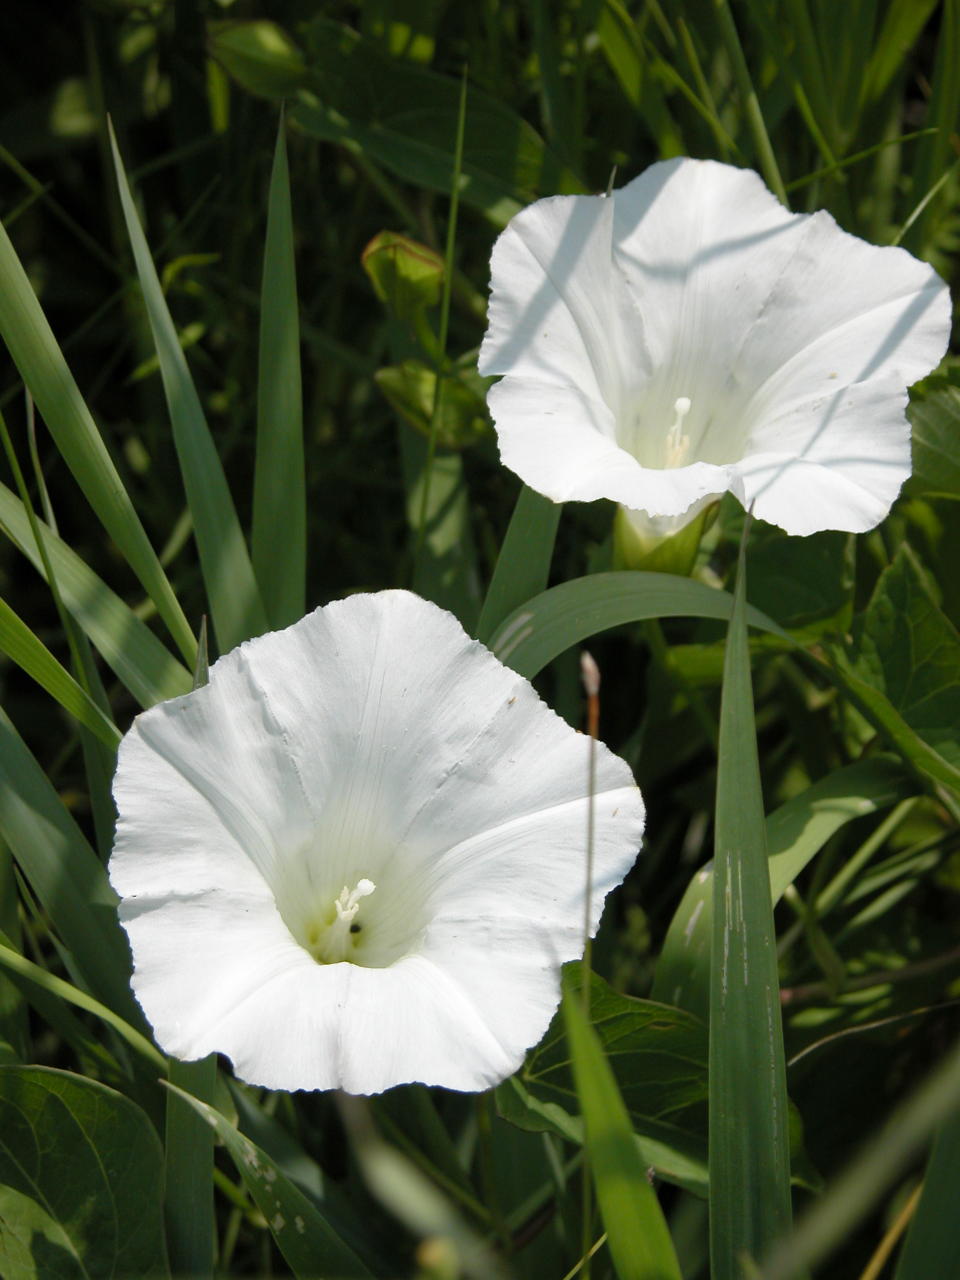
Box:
left=0, top=481, right=192, bottom=708
left=108, top=122, right=268, bottom=653
left=167, top=1085, right=376, bottom=1278
left=0, top=935, right=164, bottom=1073
left=254, top=115, right=305, bottom=630
left=0, top=218, right=196, bottom=667
left=0, top=709, right=139, bottom=1024
left=709, top=529, right=792, bottom=1277
left=893, top=1111, right=960, bottom=1279
left=907, top=0, right=960, bottom=251
left=487, top=571, right=792, bottom=679
left=714, top=0, right=788, bottom=204
left=653, top=756, right=911, bottom=1019
left=562, top=981, right=683, bottom=1280
left=0, top=595, right=121, bottom=749
left=475, top=485, right=560, bottom=644
left=164, top=1057, right=217, bottom=1279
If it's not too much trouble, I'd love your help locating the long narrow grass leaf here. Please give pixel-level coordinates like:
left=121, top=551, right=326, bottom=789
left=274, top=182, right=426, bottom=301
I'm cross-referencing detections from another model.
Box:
left=476, top=485, right=560, bottom=644
left=0, top=709, right=139, bottom=1024
left=0, top=481, right=192, bottom=707
left=254, top=115, right=305, bottom=629
left=562, top=981, right=683, bottom=1280
left=709, top=528, right=792, bottom=1276
left=0, top=595, right=121, bottom=748
left=108, top=121, right=268, bottom=653
left=0, top=218, right=196, bottom=665
left=488, top=571, right=792, bottom=679
left=0, top=935, right=164, bottom=1072
left=167, top=1085, right=376, bottom=1278
left=165, top=1057, right=217, bottom=1278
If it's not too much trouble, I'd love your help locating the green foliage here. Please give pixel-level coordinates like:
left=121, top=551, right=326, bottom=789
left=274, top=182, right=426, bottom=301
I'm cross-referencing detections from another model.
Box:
left=562, top=979, right=683, bottom=1280
left=0, top=1, right=957, bottom=1276
left=708, top=535, right=792, bottom=1277
left=0, top=1067, right=168, bottom=1278
left=834, top=544, right=960, bottom=792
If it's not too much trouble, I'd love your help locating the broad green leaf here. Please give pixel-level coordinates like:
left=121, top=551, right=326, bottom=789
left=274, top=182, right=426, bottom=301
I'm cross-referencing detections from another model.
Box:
left=0, top=218, right=195, bottom=667
left=165, top=1085, right=375, bottom=1279
left=476, top=485, right=560, bottom=645
left=0, top=481, right=192, bottom=708
left=653, top=756, right=913, bottom=1019
left=833, top=544, right=960, bottom=794
left=495, top=1073, right=709, bottom=1198
left=894, top=1111, right=960, bottom=1279
left=207, top=19, right=308, bottom=97
left=0, top=595, right=120, bottom=748
left=0, top=710, right=139, bottom=1025
left=288, top=17, right=584, bottom=226
left=0, top=1067, right=168, bottom=1278
left=109, top=123, right=268, bottom=654
left=253, top=117, right=306, bottom=630
left=562, top=981, right=683, bottom=1280
left=506, top=966, right=709, bottom=1194
left=747, top=529, right=854, bottom=636
left=709, top=534, right=792, bottom=1277
left=487, top=571, right=792, bottom=679
left=908, top=380, right=960, bottom=499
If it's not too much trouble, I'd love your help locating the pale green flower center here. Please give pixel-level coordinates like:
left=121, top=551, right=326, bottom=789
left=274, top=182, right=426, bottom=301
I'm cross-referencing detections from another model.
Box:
left=304, top=878, right=377, bottom=964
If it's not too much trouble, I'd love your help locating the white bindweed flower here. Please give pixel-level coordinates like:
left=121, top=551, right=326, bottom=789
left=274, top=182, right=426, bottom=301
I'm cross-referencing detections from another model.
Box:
left=478, top=157, right=951, bottom=537
left=109, top=591, right=644, bottom=1095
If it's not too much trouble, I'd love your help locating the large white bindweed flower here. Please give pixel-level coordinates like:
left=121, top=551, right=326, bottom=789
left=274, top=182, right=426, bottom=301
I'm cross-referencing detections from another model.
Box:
left=479, top=158, right=951, bottom=538
left=110, top=591, right=644, bottom=1095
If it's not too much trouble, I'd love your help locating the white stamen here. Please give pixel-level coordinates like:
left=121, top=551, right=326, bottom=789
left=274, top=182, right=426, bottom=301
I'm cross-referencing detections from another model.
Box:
left=312, top=879, right=376, bottom=964
left=665, top=396, right=692, bottom=468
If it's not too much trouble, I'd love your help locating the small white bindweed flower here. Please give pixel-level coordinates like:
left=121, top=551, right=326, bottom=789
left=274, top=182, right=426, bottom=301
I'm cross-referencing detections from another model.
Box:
left=109, top=591, right=644, bottom=1095
left=478, top=157, right=951, bottom=538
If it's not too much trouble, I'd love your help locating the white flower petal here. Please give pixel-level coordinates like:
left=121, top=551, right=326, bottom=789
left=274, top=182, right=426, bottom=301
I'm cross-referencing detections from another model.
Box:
left=480, top=157, right=951, bottom=534
left=110, top=591, right=645, bottom=1094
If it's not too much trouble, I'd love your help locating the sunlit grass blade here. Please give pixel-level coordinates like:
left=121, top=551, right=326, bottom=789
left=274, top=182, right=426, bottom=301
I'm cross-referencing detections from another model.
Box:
left=253, top=114, right=305, bottom=630
left=0, top=481, right=192, bottom=707
left=0, top=933, right=163, bottom=1073
left=487, top=571, right=792, bottom=679
left=108, top=121, right=268, bottom=653
left=475, top=484, right=560, bottom=644
left=0, top=709, right=139, bottom=1025
left=893, top=1111, right=960, bottom=1279
left=0, top=218, right=196, bottom=667
left=709, top=526, right=792, bottom=1277
left=562, top=979, right=683, bottom=1280
left=0, top=595, right=121, bottom=749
